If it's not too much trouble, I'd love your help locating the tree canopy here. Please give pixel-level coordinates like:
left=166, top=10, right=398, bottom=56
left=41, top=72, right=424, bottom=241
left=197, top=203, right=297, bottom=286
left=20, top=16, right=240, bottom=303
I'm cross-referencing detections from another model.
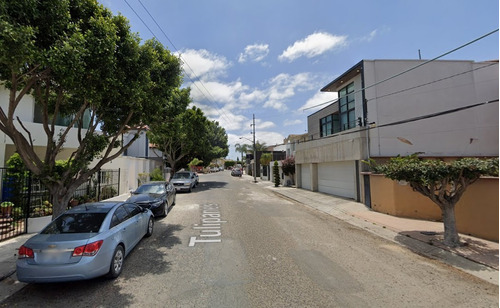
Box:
left=0, top=0, right=184, bottom=217
left=148, top=106, right=229, bottom=173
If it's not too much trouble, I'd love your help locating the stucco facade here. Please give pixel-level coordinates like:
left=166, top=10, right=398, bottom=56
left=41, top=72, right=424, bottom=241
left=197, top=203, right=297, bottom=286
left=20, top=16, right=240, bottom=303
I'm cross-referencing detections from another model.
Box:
left=295, top=59, right=499, bottom=204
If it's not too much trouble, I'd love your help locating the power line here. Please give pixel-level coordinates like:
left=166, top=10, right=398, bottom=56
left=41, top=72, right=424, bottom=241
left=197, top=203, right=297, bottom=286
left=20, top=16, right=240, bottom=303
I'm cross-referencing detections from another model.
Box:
left=123, top=0, right=234, bottom=125
left=303, top=28, right=499, bottom=111
left=366, top=61, right=498, bottom=102
left=301, top=99, right=498, bottom=142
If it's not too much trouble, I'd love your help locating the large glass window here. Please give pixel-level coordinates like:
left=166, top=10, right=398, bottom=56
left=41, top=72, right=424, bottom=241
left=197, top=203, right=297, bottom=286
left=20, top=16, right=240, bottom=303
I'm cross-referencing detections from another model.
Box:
left=339, top=82, right=356, bottom=130
left=320, top=114, right=340, bottom=137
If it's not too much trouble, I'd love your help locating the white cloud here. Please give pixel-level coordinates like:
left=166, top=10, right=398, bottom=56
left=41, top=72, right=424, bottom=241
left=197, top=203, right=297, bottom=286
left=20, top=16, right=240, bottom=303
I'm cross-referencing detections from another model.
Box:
left=238, top=44, right=269, bottom=63
left=255, top=131, right=285, bottom=146
left=298, top=91, right=338, bottom=113
left=256, top=119, right=276, bottom=130
left=178, top=49, right=231, bottom=80
left=360, top=29, right=378, bottom=42
left=284, top=119, right=302, bottom=126
left=264, top=73, right=317, bottom=110
left=278, top=32, right=347, bottom=62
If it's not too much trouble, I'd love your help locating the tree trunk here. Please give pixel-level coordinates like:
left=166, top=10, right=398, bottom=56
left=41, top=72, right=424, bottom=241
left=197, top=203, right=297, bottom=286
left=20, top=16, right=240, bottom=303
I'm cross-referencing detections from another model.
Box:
left=441, top=204, right=460, bottom=247
left=48, top=184, right=73, bottom=220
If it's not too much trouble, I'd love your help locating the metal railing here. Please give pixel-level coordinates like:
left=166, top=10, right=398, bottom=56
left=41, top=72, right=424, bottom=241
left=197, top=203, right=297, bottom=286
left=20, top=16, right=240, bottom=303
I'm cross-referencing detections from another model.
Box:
left=0, top=168, right=120, bottom=242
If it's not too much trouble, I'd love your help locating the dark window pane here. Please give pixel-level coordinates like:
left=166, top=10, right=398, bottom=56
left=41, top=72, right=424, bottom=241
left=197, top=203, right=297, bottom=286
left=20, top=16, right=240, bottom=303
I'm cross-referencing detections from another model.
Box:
left=114, top=206, right=128, bottom=222
left=124, top=203, right=141, bottom=217
left=42, top=213, right=107, bottom=234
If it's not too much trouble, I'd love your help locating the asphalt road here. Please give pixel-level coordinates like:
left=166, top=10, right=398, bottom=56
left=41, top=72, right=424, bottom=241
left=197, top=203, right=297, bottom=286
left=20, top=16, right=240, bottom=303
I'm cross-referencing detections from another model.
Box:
left=1, top=172, right=498, bottom=307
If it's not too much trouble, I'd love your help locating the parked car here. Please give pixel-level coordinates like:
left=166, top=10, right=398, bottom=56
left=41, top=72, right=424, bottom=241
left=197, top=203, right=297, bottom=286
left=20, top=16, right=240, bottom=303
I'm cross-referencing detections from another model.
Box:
left=127, top=181, right=176, bottom=217
left=231, top=168, right=242, bottom=177
left=193, top=173, right=199, bottom=186
left=170, top=171, right=197, bottom=192
left=16, top=201, right=154, bottom=283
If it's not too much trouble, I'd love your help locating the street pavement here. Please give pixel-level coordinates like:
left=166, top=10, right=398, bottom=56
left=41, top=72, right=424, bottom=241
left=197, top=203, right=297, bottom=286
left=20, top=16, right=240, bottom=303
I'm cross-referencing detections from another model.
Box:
left=0, top=174, right=497, bottom=302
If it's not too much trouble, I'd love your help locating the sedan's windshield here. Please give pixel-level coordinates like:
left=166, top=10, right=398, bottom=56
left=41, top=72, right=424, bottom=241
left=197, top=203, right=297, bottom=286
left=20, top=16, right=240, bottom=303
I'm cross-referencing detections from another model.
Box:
left=135, top=184, right=165, bottom=194
left=42, top=213, right=107, bottom=234
left=173, top=173, right=190, bottom=179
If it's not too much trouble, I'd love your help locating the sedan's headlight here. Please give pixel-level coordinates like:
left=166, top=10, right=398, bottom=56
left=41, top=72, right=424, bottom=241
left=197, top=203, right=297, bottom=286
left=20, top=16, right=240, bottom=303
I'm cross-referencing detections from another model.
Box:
left=151, top=199, right=163, bottom=207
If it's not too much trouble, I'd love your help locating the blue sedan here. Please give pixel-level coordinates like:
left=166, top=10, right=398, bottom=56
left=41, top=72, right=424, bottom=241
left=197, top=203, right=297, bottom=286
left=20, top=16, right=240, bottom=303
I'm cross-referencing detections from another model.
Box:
left=16, top=201, right=154, bottom=283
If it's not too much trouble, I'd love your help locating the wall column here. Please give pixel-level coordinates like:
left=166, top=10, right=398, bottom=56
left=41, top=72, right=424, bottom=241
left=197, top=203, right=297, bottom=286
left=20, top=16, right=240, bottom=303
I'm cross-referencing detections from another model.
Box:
left=311, top=163, right=318, bottom=192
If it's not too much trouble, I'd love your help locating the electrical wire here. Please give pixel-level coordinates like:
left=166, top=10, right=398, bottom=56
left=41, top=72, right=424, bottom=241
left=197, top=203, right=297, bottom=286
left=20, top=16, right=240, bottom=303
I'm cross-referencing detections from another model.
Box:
left=366, top=61, right=498, bottom=102
left=301, top=99, right=498, bottom=142
left=123, top=0, right=234, bottom=125
left=302, top=29, right=499, bottom=111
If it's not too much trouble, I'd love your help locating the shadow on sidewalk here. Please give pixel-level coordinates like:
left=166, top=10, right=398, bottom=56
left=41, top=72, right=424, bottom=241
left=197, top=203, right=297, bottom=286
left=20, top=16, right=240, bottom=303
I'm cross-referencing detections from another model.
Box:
left=395, top=231, right=499, bottom=270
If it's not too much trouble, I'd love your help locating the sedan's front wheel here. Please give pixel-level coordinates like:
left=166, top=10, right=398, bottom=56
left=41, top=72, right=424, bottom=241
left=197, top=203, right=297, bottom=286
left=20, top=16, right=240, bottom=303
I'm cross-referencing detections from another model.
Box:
left=107, top=245, right=124, bottom=279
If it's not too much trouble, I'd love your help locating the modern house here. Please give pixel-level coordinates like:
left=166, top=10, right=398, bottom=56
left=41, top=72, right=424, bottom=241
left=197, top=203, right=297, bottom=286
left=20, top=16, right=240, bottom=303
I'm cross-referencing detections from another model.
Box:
left=294, top=59, right=499, bottom=205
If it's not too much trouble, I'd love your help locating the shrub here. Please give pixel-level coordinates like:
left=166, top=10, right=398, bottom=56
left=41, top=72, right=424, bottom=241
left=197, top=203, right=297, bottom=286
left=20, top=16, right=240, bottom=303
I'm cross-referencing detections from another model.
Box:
left=273, top=161, right=280, bottom=187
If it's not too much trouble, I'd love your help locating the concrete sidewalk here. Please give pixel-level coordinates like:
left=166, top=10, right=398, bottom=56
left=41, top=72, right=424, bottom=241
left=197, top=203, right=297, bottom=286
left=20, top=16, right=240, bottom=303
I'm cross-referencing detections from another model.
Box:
left=254, top=178, right=498, bottom=285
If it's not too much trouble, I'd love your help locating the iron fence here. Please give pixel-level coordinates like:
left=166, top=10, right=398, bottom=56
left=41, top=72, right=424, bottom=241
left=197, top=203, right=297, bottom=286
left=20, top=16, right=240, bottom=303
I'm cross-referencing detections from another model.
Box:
left=0, top=168, right=120, bottom=242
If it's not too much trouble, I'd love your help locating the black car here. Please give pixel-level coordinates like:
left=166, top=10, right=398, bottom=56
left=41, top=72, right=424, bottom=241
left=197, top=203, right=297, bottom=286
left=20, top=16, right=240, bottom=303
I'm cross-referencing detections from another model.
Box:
left=127, top=181, right=176, bottom=217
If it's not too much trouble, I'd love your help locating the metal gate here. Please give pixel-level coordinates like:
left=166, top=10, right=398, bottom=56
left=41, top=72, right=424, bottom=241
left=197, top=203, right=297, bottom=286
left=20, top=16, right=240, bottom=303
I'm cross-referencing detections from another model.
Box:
left=0, top=168, right=120, bottom=242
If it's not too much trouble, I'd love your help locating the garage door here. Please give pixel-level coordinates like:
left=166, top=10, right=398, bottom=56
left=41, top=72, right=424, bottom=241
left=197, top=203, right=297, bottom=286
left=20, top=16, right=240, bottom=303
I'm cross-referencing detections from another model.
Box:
left=318, top=161, right=356, bottom=199
left=300, top=164, right=311, bottom=190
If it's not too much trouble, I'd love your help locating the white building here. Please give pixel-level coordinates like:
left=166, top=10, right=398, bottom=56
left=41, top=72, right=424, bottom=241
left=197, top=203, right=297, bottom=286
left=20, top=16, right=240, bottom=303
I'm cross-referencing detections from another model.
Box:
left=0, top=87, right=162, bottom=194
left=295, top=59, right=499, bottom=204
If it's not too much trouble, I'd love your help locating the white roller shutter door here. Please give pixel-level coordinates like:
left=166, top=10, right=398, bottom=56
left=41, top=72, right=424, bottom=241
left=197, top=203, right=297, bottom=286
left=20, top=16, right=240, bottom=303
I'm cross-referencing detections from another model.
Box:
left=300, top=164, right=311, bottom=190
left=318, top=161, right=356, bottom=199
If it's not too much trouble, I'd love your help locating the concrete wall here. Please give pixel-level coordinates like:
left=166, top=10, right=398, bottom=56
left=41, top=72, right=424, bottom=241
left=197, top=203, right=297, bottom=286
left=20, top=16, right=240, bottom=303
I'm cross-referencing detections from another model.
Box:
left=295, top=130, right=367, bottom=164
left=101, top=155, right=163, bottom=194
left=369, top=174, right=498, bottom=241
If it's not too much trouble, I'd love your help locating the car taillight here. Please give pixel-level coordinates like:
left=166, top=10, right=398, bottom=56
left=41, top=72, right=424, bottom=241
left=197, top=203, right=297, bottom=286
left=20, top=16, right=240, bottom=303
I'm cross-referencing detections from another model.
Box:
left=72, top=240, right=104, bottom=257
left=18, top=245, right=34, bottom=259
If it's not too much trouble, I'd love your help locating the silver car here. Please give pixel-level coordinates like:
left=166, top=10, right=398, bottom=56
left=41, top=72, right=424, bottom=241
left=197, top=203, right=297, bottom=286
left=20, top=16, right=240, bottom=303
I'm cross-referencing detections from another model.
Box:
left=170, top=171, right=197, bottom=192
left=16, top=201, right=154, bottom=283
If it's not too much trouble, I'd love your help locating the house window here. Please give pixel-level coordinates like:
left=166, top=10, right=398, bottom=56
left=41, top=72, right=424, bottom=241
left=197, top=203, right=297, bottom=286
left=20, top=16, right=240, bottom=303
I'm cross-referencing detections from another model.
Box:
left=339, top=82, right=355, bottom=130
left=319, top=114, right=340, bottom=137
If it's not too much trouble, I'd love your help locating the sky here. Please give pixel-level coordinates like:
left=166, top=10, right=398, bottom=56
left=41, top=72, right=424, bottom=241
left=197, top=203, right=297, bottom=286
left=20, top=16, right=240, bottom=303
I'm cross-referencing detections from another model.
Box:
left=101, top=0, right=499, bottom=160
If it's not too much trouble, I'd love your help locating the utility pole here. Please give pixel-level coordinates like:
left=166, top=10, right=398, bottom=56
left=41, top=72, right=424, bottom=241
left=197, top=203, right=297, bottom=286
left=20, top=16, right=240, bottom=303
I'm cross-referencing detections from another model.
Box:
left=252, top=114, right=257, bottom=183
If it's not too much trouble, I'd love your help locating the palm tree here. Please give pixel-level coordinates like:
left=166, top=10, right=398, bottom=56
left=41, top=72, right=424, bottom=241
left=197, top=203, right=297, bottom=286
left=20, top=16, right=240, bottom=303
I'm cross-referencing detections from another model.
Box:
left=260, top=153, right=272, bottom=180
left=253, top=141, right=267, bottom=152
left=234, top=143, right=250, bottom=162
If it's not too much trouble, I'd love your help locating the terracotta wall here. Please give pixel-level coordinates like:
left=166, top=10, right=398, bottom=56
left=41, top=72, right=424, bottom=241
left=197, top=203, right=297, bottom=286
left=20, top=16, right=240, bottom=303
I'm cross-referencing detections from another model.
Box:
left=369, top=174, right=498, bottom=241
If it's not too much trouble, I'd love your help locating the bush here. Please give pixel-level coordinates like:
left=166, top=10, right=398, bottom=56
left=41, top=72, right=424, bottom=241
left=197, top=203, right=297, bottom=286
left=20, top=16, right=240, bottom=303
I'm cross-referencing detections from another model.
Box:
left=151, top=168, right=165, bottom=181
left=273, top=161, right=280, bottom=187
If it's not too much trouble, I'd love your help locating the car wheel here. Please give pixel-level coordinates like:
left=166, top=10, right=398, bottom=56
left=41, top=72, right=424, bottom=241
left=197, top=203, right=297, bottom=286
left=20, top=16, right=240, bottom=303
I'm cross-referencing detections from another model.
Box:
left=172, top=195, right=176, bottom=206
left=162, top=202, right=168, bottom=217
left=107, top=245, right=125, bottom=279
left=188, top=185, right=192, bottom=193
left=145, top=217, right=154, bottom=237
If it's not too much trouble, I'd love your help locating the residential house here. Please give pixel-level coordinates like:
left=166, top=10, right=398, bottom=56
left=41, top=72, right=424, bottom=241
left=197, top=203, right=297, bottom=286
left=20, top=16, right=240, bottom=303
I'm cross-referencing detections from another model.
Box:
left=295, top=59, right=499, bottom=205
left=0, top=86, right=163, bottom=195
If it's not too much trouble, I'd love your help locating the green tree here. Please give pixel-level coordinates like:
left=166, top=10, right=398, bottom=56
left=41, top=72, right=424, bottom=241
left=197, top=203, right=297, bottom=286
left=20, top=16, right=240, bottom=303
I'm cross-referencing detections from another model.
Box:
left=234, top=143, right=250, bottom=162
left=273, top=161, right=280, bottom=187
left=260, top=153, right=272, bottom=178
left=0, top=1, right=183, bottom=218
left=147, top=91, right=193, bottom=174
left=369, top=155, right=498, bottom=247
left=150, top=168, right=165, bottom=181
left=253, top=141, right=268, bottom=152
left=149, top=106, right=228, bottom=173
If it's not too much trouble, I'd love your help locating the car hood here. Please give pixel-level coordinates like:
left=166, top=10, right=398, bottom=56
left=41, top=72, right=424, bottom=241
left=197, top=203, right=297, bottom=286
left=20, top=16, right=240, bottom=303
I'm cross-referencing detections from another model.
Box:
left=171, top=177, right=192, bottom=182
left=127, top=193, right=162, bottom=203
